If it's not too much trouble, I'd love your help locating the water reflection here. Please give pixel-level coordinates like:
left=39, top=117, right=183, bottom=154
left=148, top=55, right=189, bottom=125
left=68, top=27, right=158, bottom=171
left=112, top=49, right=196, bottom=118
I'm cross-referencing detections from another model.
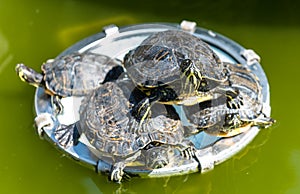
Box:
left=80, top=127, right=272, bottom=194
left=0, top=30, right=13, bottom=75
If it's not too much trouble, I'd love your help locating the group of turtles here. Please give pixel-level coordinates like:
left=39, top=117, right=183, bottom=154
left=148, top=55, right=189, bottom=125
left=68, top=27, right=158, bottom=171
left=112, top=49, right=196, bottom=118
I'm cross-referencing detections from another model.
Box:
left=16, top=30, right=274, bottom=182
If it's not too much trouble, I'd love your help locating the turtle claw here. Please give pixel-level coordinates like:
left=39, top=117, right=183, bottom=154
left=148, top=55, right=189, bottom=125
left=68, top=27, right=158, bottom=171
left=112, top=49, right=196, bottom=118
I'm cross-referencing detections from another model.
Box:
left=110, top=162, right=126, bottom=183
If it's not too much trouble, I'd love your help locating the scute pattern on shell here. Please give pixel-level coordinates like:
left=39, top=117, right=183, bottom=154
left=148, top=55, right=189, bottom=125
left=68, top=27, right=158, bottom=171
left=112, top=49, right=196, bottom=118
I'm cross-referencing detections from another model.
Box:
left=78, top=81, right=185, bottom=158
left=42, top=52, right=121, bottom=96
left=184, top=62, right=267, bottom=136
left=124, top=30, right=226, bottom=87
left=224, top=62, right=264, bottom=120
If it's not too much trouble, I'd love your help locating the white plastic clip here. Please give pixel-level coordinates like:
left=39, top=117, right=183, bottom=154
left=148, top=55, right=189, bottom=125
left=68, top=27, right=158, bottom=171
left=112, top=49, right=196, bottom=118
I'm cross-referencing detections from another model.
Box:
left=180, top=20, right=197, bottom=33
left=34, top=113, right=54, bottom=139
left=103, top=24, right=119, bottom=36
left=241, top=49, right=261, bottom=65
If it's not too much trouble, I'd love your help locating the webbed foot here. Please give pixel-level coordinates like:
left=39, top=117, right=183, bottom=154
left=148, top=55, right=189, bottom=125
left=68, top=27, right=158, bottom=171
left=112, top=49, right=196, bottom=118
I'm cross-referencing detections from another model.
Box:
left=54, top=123, right=79, bottom=148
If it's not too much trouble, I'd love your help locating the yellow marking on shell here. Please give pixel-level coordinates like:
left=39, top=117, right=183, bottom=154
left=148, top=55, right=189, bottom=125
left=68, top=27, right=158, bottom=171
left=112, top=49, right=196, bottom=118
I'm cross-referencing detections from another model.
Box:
left=161, top=93, right=213, bottom=105
left=155, top=49, right=169, bottom=61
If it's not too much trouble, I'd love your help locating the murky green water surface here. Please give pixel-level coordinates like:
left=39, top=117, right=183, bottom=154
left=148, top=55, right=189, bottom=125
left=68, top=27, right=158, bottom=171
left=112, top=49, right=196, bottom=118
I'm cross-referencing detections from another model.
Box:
left=0, top=0, right=299, bottom=193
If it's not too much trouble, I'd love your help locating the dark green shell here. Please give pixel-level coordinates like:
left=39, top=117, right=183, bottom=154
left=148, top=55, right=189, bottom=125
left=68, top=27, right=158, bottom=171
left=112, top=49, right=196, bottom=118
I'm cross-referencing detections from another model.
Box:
left=42, top=52, right=122, bottom=96
left=78, top=80, right=185, bottom=157
left=183, top=62, right=269, bottom=136
left=124, top=30, right=226, bottom=87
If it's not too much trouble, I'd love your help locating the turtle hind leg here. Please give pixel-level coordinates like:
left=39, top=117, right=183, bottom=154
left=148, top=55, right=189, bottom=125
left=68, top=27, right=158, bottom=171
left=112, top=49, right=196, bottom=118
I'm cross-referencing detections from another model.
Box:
left=54, top=123, right=79, bottom=148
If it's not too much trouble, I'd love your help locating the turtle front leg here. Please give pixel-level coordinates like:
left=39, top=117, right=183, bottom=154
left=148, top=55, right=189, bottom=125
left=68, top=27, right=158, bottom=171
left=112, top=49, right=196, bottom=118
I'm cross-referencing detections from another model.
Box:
left=177, top=140, right=202, bottom=169
left=109, top=152, right=141, bottom=183
left=110, top=162, right=126, bottom=183
left=52, top=96, right=64, bottom=114
left=179, top=142, right=198, bottom=160
left=131, top=97, right=153, bottom=124
left=131, top=86, right=177, bottom=124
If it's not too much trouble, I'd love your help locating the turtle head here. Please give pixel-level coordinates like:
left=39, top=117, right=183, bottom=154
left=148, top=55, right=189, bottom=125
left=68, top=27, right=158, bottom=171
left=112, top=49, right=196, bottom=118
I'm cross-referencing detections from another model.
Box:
left=179, top=59, right=203, bottom=92
left=144, top=146, right=173, bottom=169
left=15, top=63, right=43, bottom=87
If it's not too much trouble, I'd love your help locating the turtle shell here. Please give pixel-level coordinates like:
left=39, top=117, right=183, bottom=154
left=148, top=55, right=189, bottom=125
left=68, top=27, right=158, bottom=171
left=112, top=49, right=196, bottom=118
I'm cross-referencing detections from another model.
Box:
left=42, top=52, right=122, bottom=96
left=78, top=80, right=185, bottom=158
left=183, top=63, right=267, bottom=137
left=124, top=30, right=226, bottom=88
left=223, top=62, right=264, bottom=120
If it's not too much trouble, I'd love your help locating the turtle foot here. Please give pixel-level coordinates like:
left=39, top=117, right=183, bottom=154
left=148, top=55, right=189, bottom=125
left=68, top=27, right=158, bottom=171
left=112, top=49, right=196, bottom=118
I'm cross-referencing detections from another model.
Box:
left=180, top=147, right=196, bottom=160
left=54, top=123, right=78, bottom=148
left=110, top=162, right=126, bottom=183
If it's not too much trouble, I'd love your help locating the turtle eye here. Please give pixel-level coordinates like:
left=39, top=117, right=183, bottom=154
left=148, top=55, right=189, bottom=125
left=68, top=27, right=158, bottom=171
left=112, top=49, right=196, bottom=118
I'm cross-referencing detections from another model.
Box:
left=179, top=59, right=192, bottom=71
left=198, top=79, right=209, bottom=92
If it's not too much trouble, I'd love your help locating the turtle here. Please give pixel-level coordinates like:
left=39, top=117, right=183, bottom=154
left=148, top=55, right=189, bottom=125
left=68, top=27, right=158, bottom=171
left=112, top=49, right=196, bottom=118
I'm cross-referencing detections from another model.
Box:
left=142, top=145, right=176, bottom=169
left=54, top=79, right=199, bottom=183
left=123, top=30, right=228, bottom=123
left=183, top=62, right=275, bottom=137
left=15, top=52, right=124, bottom=113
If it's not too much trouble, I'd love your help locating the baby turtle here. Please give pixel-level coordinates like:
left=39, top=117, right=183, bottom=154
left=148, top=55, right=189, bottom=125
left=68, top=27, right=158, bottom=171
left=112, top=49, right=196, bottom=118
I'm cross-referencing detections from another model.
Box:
left=16, top=52, right=123, bottom=113
left=54, top=80, right=199, bottom=183
left=123, top=30, right=227, bottom=123
left=184, top=63, right=274, bottom=137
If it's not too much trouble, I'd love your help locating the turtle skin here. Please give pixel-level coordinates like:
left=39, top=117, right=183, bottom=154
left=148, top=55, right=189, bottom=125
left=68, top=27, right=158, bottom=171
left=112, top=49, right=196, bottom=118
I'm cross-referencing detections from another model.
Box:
left=123, top=30, right=227, bottom=123
left=124, top=30, right=226, bottom=87
left=55, top=79, right=198, bottom=183
left=42, top=52, right=123, bottom=96
left=16, top=52, right=124, bottom=113
left=183, top=62, right=274, bottom=137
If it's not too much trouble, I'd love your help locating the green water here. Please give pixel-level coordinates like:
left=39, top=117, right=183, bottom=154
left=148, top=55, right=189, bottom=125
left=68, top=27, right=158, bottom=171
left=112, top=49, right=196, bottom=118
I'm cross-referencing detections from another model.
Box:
left=0, top=0, right=299, bottom=193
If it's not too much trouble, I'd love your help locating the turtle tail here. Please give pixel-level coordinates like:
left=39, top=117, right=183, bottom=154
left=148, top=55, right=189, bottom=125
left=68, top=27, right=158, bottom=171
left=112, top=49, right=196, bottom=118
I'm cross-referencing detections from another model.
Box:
left=15, top=63, right=44, bottom=88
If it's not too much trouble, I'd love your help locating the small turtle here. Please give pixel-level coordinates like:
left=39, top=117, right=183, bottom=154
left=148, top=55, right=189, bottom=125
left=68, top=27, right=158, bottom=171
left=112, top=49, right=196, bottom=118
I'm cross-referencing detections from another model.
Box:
left=54, top=80, right=199, bottom=183
left=143, top=145, right=175, bottom=169
left=16, top=52, right=124, bottom=113
left=184, top=63, right=274, bottom=137
left=123, top=30, right=227, bottom=122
